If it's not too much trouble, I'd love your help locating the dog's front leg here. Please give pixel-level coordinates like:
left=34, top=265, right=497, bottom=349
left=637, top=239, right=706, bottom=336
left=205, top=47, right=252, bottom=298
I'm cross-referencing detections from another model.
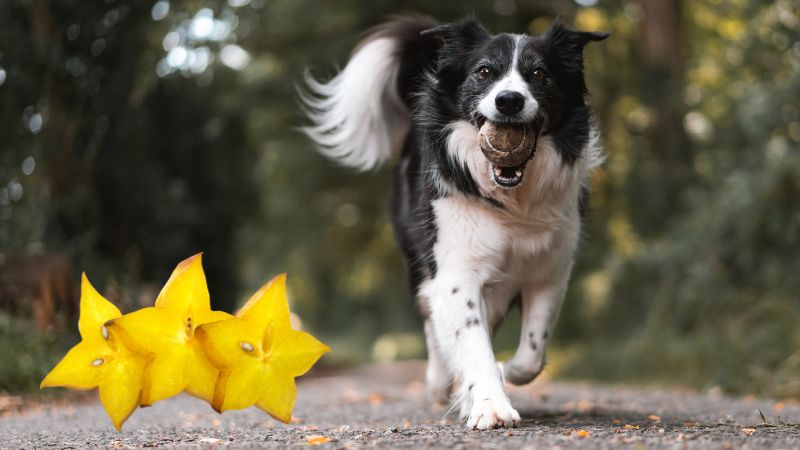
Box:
left=501, top=277, right=569, bottom=386
left=425, top=272, right=520, bottom=429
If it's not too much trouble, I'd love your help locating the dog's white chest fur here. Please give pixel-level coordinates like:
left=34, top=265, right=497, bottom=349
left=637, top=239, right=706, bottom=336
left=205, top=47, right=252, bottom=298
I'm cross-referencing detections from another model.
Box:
left=439, top=120, right=589, bottom=285
left=429, top=140, right=584, bottom=304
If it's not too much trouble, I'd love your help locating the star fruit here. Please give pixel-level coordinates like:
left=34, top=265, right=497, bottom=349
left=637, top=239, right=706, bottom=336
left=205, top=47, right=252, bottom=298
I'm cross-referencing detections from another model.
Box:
left=195, top=274, right=330, bottom=422
left=105, top=254, right=232, bottom=406
left=41, top=274, right=146, bottom=430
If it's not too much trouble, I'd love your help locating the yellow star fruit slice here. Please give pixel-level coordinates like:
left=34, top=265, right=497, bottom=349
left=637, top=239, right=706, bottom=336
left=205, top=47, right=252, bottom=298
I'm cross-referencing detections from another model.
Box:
left=195, top=274, right=330, bottom=422
left=105, top=254, right=232, bottom=406
left=41, top=274, right=146, bottom=430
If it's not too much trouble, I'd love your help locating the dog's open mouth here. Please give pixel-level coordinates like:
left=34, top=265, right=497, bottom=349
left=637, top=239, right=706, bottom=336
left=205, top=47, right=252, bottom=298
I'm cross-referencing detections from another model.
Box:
left=491, top=163, right=526, bottom=188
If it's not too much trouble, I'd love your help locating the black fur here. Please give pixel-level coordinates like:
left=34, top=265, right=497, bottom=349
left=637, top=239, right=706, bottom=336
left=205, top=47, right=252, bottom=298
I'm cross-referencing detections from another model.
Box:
left=390, top=135, right=439, bottom=300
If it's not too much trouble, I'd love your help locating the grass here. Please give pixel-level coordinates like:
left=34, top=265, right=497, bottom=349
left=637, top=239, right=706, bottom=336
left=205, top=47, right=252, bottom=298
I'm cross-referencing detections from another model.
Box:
left=758, top=409, right=800, bottom=429
left=0, top=312, right=78, bottom=393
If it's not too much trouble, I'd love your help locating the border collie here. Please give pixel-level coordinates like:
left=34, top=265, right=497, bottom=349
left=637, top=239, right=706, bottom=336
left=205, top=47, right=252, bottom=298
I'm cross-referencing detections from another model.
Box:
left=300, top=16, right=609, bottom=430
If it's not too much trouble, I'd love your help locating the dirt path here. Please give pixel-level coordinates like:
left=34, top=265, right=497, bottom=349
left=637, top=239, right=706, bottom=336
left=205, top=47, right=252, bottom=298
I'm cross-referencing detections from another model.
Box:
left=2, top=361, right=799, bottom=449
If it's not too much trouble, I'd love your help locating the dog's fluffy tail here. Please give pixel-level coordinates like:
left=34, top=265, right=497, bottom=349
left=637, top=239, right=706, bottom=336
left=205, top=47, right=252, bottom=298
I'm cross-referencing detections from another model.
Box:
left=299, top=16, right=439, bottom=171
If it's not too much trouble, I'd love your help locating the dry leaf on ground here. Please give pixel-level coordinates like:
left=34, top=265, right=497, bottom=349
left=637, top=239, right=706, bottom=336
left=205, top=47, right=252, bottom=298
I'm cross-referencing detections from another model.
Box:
left=306, top=435, right=331, bottom=445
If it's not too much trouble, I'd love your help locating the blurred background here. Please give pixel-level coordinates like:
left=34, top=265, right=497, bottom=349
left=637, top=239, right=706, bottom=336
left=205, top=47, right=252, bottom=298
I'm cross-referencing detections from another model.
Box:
left=1, top=0, right=798, bottom=400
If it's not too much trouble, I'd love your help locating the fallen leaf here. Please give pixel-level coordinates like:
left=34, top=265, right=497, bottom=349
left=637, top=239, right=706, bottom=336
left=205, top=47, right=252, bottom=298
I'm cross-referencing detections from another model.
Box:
left=741, top=427, right=757, bottom=436
left=406, top=380, right=424, bottom=393
left=774, top=402, right=785, bottom=412
left=0, top=395, right=24, bottom=416
left=576, top=430, right=590, bottom=438
left=343, top=389, right=361, bottom=403
left=368, top=393, right=383, bottom=404
left=41, top=275, right=146, bottom=430
left=624, top=424, right=640, bottom=430
left=648, top=414, right=662, bottom=421
left=106, top=254, right=232, bottom=406
left=306, top=435, right=331, bottom=445
left=576, top=400, right=593, bottom=412
left=611, top=418, right=622, bottom=424
left=196, top=274, right=330, bottom=421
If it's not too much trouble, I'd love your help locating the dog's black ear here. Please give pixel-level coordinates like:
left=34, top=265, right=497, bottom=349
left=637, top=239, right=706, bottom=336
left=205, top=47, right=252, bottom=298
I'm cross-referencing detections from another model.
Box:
left=545, top=21, right=610, bottom=49
left=544, top=21, right=610, bottom=74
left=420, top=18, right=490, bottom=47
left=420, top=18, right=490, bottom=84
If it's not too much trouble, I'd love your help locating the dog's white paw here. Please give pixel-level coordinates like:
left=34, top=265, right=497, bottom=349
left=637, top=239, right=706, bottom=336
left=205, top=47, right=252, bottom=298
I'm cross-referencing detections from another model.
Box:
left=466, top=397, right=520, bottom=430
left=498, top=360, right=544, bottom=386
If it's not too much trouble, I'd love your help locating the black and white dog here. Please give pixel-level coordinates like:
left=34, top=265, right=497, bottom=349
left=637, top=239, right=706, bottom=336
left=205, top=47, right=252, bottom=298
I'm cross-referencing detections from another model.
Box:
left=300, top=16, right=609, bottom=430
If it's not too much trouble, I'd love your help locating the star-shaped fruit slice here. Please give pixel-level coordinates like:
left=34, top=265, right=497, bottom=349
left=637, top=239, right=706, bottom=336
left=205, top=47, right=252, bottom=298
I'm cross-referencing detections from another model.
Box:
left=41, top=274, right=146, bottom=430
left=105, top=254, right=232, bottom=406
left=195, top=274, right=330, bottom=422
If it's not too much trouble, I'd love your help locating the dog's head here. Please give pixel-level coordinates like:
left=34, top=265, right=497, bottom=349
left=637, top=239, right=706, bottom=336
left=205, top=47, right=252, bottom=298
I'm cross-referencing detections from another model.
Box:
left=422, top=19, right=609, bottom=188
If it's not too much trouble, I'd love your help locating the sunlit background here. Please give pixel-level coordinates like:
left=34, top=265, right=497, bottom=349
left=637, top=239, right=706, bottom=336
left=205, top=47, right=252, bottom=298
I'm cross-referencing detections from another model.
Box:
left=1, top=0, right=799, bottom=400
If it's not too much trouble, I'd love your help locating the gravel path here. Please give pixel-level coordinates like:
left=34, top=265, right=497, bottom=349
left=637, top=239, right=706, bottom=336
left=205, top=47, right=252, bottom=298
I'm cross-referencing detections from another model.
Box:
left=2, top=361, right=799, bottom=449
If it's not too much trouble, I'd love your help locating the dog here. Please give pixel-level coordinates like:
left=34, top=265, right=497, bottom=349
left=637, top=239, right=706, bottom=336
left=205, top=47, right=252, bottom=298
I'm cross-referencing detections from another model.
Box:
left=300, top=16, right=609, bottom=430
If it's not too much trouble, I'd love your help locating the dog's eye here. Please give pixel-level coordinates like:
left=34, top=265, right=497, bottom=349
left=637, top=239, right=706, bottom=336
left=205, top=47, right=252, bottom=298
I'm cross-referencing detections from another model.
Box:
left=477, top=66, right=491, bottom=78
left=532, top=69, right=546, bottom=81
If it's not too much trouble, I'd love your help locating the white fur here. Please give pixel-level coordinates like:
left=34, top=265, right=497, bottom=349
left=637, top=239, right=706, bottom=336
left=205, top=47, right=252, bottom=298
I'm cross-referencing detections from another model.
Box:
left=420, top=195, right=521, bottom=429
left=478, top=35, right=539, bottom=122
left=422, top=117, right=596, bottom=428
left=299, top=38, right=409, bottom=171
left=424, top=319, right=452, bottom=404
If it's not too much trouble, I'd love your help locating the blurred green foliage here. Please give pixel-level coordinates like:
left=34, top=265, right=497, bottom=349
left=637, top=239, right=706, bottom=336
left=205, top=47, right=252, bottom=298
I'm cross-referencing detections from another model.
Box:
left=0, top=311, right=76, bottom=392
left=0, top=0, right=798, bottom=398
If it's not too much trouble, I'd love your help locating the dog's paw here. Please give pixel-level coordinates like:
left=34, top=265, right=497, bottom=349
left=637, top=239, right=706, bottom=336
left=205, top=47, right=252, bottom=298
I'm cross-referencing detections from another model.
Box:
left=498, top=360, right=543, bottom=386
left=466, top=397, right=520, bottom=430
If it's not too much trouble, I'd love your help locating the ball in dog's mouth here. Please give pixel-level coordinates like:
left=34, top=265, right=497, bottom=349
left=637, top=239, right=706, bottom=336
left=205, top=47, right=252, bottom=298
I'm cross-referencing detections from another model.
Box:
left=478, top=121, right=536, bottom=188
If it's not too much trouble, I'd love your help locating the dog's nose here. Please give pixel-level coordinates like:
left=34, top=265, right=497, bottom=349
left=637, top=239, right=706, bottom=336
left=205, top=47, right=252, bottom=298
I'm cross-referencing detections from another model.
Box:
left=495, top=91, right=525, bottom=117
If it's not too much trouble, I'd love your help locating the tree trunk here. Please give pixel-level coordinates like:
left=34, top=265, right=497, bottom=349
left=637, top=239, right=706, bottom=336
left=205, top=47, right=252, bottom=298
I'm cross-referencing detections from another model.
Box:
left=631, top=0, right=692, bottom=235
left=638, top=0, right=683, bottom=74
